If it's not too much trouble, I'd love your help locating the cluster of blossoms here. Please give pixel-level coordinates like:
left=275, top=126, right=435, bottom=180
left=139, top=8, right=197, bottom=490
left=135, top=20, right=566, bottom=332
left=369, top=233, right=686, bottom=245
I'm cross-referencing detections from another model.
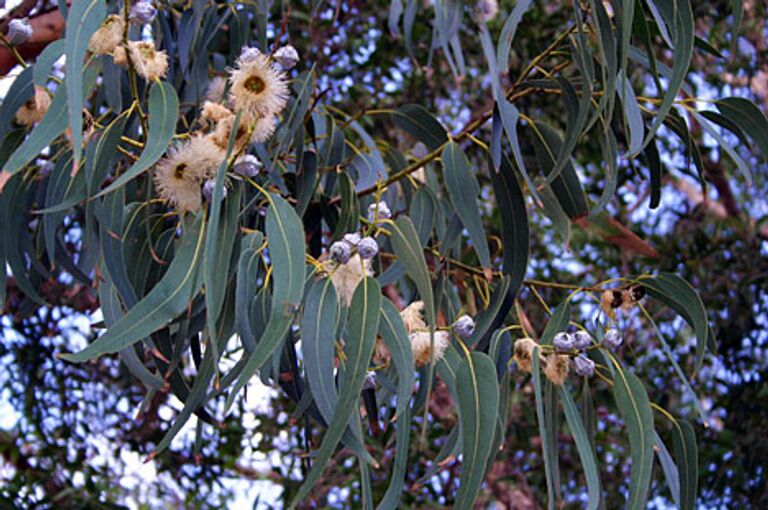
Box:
left=86, top=5, right=300, bottom=213
left=153, top=43, right=297, bottom=212
left=400, top=301, right=450, bottom=367
left=89, top=6, right=167, bottom=82
left=513, top=327, right=623, bottom=384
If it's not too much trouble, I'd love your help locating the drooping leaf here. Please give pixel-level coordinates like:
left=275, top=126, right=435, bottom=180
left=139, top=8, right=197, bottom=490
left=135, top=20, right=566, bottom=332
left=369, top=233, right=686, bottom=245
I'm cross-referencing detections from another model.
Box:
left=612, top=362, right=655, bottom=510
left=560, top=386, right=602, bottom=510
left=376, top=298, right=415, bottom=510
left=441, top=141, right=491, bottom=271
left=225, top=194, right=306, bottom=410
left=390, top=216, right=435, bottom=328
left=391, top=104, right=447, bottom=151
left=533, top=348, right=558, bottom=510
left=65, top=0, right=107, bottom=168
left=454, top=351, right=499, bottom=509
left=716, top=97, right=768, bottom=164
left=60, top=216, right=205, bottom=362
left=671, top=419, right=698, bottom=510
left=640, top=272, right=712, bottom=374
left=98, top=81, right=179, bottom=196
left=491, top=155, right=529, bottom=289
left=289, top=277, right=381, bottom=509
left=301, top=277, right=340, bottom=425
left=496, top=0, right=533, bottom=74
left=643, top=0, right=694, bottom=148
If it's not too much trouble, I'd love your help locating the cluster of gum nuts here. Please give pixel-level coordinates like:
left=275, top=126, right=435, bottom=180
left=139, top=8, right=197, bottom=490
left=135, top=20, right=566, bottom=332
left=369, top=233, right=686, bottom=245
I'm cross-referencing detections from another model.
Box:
left=553, top=328, right=623, bottom=377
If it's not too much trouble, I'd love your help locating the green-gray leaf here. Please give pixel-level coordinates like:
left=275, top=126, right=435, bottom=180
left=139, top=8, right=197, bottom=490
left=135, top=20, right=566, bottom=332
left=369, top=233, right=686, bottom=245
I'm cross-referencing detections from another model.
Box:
left=454, top=351, right=499, bottom=509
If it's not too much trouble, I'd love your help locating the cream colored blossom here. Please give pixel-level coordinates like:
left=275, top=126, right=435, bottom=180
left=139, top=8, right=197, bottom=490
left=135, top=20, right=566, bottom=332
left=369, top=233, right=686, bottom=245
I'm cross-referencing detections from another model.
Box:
left=15, top=86, right=51, bottom=126
left=250, top=114, right=277, bottom=144
left=89, top=15, right=125, bottom=55
left=329, top=254, right=373, bottom=306
left=153, top=135, right=225, bottom=213
left=113, top=45, right=128, bottom=66
left=205, top=76, right=227, bottom=103
left=410, top=330, right=450, bottom=367
left=513, top=337, right=538, bottom=373
left=400, top=301, right=426, bottom=334
left=209, top=114, right=250, bottom=151
left=201, top=101, right=232, bottom=124
left=229, top=52, right=289, bottom=121
left=544, top=354, right=570, bottom=385
left=127, top=40, right=168, bottom=81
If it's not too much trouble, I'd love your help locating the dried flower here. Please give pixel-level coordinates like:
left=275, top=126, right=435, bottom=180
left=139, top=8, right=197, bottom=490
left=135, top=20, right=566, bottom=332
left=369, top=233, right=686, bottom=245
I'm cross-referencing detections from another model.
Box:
left=357, top=236, right=379, bottom=260
left=544, top=354, right=570, bottom=385
left=573, top=355, right=595, bottom=377
left=113, top=45, right=128, bottom=66
left=602, top=328, right=623, bottom=349
left=201, top=101, right=232, bottom=124
left=7, top=18, right=33, bottom=45
left=400, top=301, right=426, bottom=334
left=553, top=332, right=574, bottom=352
left=126, top=40, right=168, bottom=81
left=88, top=15, right=125, bottom=55
left=454, top=315, right=475, bottom=339
left=210, top=115, right=250, bottom=150
left=205, top=76, right=227, bottom=103
left=572, top=330, right=592, bottom=350
left=621, top=285, right=646, bottom=311
left=601, top=289, right=623, bottom=318
left=410, top=330, right=450, bottom=367
left=367, top=201, right=391, bottom=223
left=273, top=45, right=300, bottom=70
left=330, top=254, right=373, bottom=306
left=513, top=337, right=538, bottom=373
left=15, top=86, right=51, bottom=126
left=233, top=154, right=262, bottom=178
left=329, top=241, right=352, bottom=264
left=129, top=1, right=157, bottom=24
left=373, top=338, right=391, bottom=365
left=153, top=136, right=225, bottom=213
left=474, top=0, right=499, bottom=23
left=229, top=51, right=289, bottom=121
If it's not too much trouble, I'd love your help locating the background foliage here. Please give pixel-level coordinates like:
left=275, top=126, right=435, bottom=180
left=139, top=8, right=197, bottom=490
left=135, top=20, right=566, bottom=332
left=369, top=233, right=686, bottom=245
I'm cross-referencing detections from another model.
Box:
left=1, top=0, right=767, bottom=508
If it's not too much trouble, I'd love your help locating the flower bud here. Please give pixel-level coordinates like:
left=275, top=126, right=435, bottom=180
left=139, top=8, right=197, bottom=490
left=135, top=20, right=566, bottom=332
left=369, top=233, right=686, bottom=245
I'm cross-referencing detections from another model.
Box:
left=129, top=1, right=157, bottom=24
left=572, top=330, right=592, bottom=350
left=454, top=314, right=476, bottom=339
left=553, top=332, right=574, bottom=352
left=573, top=355, right=595, bottom=377
left=342, top=233, right=362, bottom=247
left=233, top=154, right=262, bottom=177
left=238, top=46, right=262, bottom=64
left=330, top=240, right=352, bottom=264
left=7, top=18, right=33, bottom=45
left=367, top=200, right=391, bottom=223
left=273, top=45, right=300, bottom=70
left=357, top=236, right=379, bottom=260
left=602, top=328, right=623, bottom=349
left=202, top=180, right=226, bottom=201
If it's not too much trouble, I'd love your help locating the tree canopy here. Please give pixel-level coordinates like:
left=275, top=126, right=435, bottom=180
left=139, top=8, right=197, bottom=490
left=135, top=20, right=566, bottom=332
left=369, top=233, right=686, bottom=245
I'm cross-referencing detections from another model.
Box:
left=1, top=0, right=767, bottom=508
